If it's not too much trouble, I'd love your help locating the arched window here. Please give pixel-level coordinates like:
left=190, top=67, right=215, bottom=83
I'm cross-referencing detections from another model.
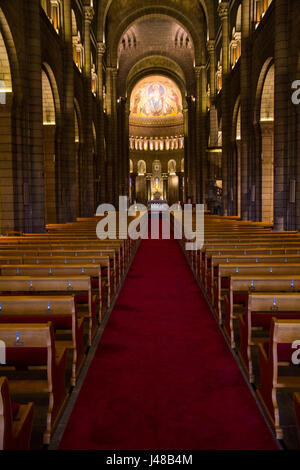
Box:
left=168, top=159, right=176, bottom=175
left=230, top=5, right=241, bottom=69
left=41, top=0, right=61, bottom=33
left=91, top=53, right=97, bottom=95
left=255, top=0, right=273, bottom=27
left=216, top=49, right=223, bottom=93
left=72, top=10, right=83, bottom=72
left=137, top=160, right=146, bottom=175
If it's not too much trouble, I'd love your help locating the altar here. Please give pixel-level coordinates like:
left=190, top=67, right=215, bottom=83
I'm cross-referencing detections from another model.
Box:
left=148, top=199, right=169, bottom=213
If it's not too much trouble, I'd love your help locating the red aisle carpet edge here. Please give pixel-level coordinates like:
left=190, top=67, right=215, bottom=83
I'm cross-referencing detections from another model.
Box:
left=59, top=230, right=278, bottom=450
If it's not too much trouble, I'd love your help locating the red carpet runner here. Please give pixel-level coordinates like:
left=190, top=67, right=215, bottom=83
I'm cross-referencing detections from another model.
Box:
left=59, top=232, right=278, bottom=450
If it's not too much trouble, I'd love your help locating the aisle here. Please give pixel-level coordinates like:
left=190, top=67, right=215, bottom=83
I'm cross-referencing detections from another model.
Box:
left=59, top=233, right=278, bottom=450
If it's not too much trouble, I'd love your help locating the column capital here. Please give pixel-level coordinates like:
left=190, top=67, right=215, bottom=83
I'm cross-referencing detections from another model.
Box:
left=207, top=40, right=215, bottom=54
left=194, top=65, right=205, bottom=77
left=83, top=6, right=94, bottom=23
left=97, top=42, right=106, bottom=55
left=106, top=66, right=118, bottom=78
left=218, top=2, right=229, bottom=20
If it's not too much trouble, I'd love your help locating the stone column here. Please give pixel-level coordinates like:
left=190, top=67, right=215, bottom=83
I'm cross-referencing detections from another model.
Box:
left=218, top=2, right=230, bottom=215
left=82, top=5, right=95, bottom=216
left=195, top=66, right=202, bottom=204
left=123, top=98, right=130, bottom=198
left=26, top=0, right=45, bottom=232
left=196, top=65, right=208, bottom=205
left=61, top=0, right=76, bottom=222
left=112, top=68, right=119, bottom=205
left=105, top=66, right=118, bottom=205
left=273, top=0, right=289, bottom=230
left=240, top=0, right=251, bottom=220
left=207, top=40, right=218, bottom=148
left=97, top=42, right=106, bottom=204
left=183, top=104, right=190, bottom=202
left=187, top=96, right=197, bottom=202
left=117, top=96, right=127, bottom=196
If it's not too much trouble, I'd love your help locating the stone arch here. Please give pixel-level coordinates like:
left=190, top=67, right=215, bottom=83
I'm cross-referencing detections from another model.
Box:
left=0, top=8, right=21, bottom=99
left=255, top=60, right=275, bottom=223
left=126, top=55, right=187, bottom=113
left=42, top=65, right=61, bottom=224
left=42, top=62, right=61, bottom=119
left=74, top=99, right=83, bottom=217
left=107, top=9, right=205, bottom=67
left=98, top=0, right=214, bottom=45
left=71, top=8, right=81, bottom=36
left=236, top=4, right=242, bottom=31
left=232, top=96, right=241, bottom=216
left=92, top=121, right=100, bottom=207
left=92, top=121, right=97, bottom=152
left=42, top=70, right=55, bottom=125
left=0, top=28, right=11, bottom=94
left=260, top=64, right=274, bottom=121
left=254, top=57, right=273, bottom=124
left=232, top=96, right=241, bottom=141
left=0, top=9, right=21, bottom=233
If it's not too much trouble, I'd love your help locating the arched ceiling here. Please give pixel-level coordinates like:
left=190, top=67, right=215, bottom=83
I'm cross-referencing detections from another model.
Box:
left=104, top=0, right=208, bottom=67
left=117, top=15, right=195, bottom=95
left=97, top=0, right=215, bottom=44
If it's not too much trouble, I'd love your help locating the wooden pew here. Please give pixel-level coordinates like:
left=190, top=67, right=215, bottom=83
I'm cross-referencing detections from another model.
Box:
left=0, top=247, right=121, bottom=285
left=257, top=319, right=300, bottom=439
left=0, top=265, right=102, bottom=342
left=0, top=295, right=84, bottom=387
left=19, top=255, right=114, bottom=300
left=0, top=323, right=68, bottom=444
left=208, top=254, right=300, bottom=301
left=294, top=393, right=300, bottom=447
left=199, top=243, right=300, bottom=278
left=224, top=275, right=300, bottom=349
left=0, top=376, right=34, bottom=450
left=214, top=264, right=300, bottom=324
left=0, top=254, right=111, bottom=301
left=0, top=257, right=23, bottom=265
left=0, top=273, right=99, bottom=323
left=238, top=293, right=300, bottom=383
left=0, top=251, right=114, bottom=295
left=0, top=237, right=125, bottom=271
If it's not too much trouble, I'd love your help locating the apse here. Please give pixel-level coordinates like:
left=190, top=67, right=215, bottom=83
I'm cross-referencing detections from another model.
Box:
left=129, top=75, right=184, bottom=205
left=130, top=75, right=183, bottom=119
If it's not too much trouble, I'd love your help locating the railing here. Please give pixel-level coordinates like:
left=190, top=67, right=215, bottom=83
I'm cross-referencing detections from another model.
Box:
left=129, top=136, right=184, bottom=152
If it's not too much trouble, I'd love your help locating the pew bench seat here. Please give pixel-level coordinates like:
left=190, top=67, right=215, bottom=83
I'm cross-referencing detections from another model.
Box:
left=0, top=323, right=68, bottom=444
left=0, top=376, right=34, bottom=450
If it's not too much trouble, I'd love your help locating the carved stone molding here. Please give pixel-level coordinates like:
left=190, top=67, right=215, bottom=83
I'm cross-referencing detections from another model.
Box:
left=207, top=40, right=215, bottom=55
left=83, top=6, right=94, bottom=23
left=218, top=2, right=229, bottom=20
left=195, top=65, right=205, bottom=78
left=97, top=42, right=106, bottom=55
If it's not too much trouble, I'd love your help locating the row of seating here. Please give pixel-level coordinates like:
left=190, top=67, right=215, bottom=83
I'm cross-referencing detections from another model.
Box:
left=0, top=214, right=137, bottom=449
left=178, top=213, right=300, bottom=446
